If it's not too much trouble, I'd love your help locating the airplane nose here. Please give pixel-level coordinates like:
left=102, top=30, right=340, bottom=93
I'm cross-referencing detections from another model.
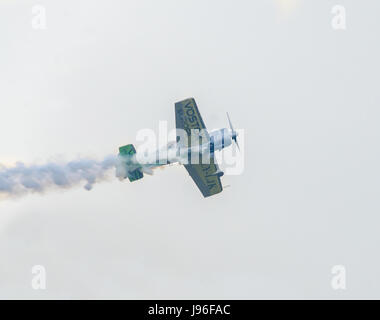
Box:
left=226, top=113, right=240, bottom=151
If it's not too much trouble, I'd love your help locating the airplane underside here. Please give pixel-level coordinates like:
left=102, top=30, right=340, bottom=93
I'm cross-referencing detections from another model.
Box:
left=117, top=98, right=239, bottom=197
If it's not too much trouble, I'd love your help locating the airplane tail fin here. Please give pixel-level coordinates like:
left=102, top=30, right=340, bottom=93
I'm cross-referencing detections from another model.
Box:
left=118, top=144, right=144, bottom=182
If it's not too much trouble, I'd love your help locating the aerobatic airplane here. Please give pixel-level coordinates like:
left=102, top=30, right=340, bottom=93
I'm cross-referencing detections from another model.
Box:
left=116, top=98, right=240, bottom=198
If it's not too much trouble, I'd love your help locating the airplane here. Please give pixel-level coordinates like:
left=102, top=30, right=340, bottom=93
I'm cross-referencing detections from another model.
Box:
left=116, top=98, right=240, bottom=198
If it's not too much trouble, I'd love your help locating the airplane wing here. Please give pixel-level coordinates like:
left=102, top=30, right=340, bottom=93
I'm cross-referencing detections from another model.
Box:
left=175, top=98, right=210, bottom=147
left=184, top=160, right=223, bottom=198
left=175, top=98, right=223, bottom=198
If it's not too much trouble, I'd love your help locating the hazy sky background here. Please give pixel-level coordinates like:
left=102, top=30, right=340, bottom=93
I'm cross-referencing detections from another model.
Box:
left=1, top=0, right=380, bottom=299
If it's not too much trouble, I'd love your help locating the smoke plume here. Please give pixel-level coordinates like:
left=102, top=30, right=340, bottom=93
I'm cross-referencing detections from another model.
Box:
left=0, top=155, right=119, bottom=198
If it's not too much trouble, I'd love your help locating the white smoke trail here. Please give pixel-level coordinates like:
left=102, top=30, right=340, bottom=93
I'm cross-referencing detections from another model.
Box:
left=0, top=155, right=119, bottom=198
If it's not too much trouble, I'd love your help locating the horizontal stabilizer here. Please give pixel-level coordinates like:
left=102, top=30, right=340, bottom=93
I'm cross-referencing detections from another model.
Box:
left=119, top=144, right=137, bottom=156
left=118, top=144, right=144, bottom=182
left=127, top=168, right=144, bottom=182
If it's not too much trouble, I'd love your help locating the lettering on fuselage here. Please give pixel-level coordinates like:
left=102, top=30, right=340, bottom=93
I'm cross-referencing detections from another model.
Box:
left=176, top=102, right=202, bottom=146
left=179, top=102, right=208, bottom=151
left=184, top=102, right=201, bottom=131
left=202, top=164, right=217, bottom=191
left=178, top=102, right=221, bottom=192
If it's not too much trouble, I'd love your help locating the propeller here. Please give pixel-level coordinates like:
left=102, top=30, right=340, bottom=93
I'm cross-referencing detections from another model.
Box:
left=226, top=112, right=240, bottom=151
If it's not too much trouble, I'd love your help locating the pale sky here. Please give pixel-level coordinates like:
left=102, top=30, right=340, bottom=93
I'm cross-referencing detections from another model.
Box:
left=1, top=0, right=380, bottom=299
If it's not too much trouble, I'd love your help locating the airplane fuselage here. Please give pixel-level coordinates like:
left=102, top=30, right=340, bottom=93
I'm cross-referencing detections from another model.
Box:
left=116, top=128, right=234, bottom=177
